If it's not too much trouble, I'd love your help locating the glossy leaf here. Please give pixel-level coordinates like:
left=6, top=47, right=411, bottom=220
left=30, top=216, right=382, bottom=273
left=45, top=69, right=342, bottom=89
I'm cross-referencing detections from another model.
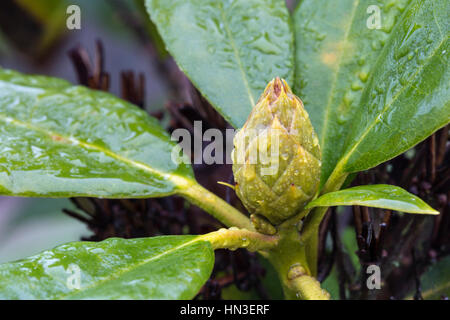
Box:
left=0, top=235, right=214, bottom=299
left=294, top=0, right=411, bottom=187
left=306, top=184, right=439, bottom=214
left=0, top=68, right=193, bottom=198
left=333, top=0, right=450, bottom=179
left=145, top=0, right=294, bottom=128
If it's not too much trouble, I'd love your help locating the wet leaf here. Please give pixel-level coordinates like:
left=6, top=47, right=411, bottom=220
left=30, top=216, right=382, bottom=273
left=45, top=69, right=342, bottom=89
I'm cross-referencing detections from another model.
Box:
left=331, top=0, right=450, bottom=181
left=0, top=235, right=214, bottom=299
left=145, top=0, right=294, bottom=128
left=294, top=0, right=411, bottom=187
left=306, top=184, right=439, bottom=214
left=0, top=68, right=194, bottom=198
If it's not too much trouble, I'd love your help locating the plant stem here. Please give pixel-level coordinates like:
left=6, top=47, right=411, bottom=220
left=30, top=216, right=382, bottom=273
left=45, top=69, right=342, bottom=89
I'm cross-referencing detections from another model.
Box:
left=178, top=179, right=254, bottom=230
left=265, top=220, right=330, bottom=299
left=301, top=206, right=329, bottom=276
left=201, top=227, right=279, bottom=252
left=285, top=269, right=331, bottom=300
left=266, top=170, right=348, bottom=300
left=301, top=172, right=349, bottom=276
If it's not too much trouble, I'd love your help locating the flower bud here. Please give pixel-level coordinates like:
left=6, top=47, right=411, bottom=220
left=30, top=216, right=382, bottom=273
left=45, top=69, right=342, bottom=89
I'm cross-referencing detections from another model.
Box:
left=232, top=78, right=321, bottom=225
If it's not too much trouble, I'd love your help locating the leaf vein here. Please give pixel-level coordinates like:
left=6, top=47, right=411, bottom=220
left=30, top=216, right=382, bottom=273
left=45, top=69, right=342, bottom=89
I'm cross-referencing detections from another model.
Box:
left=319, top=0, right=360, bottom=148
left=338, top=35, right=447, bottom=172
left=0, top=114, right=189, bottom=188
left=60, top=238, right=204, bottom=299
left=218, top=3, right=255, bottom=108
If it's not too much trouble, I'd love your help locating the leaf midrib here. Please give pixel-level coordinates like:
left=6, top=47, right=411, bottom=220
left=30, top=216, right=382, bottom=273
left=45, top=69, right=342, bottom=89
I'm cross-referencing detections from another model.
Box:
left=218, top=2, right=255, bottom=108
left=60, top=237, right=206, bottom=299
left=333, top=27, right=448, bottom=177
left=318, top=0, right=360, bottom=148
left=0, top=113, right=190, bottom=188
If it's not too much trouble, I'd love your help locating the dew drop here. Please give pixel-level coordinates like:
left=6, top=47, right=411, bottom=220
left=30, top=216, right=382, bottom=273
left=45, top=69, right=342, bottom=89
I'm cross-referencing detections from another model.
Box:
left=351, top=81, right=363, bottom=91
left=316, top=33, right=326, bottom=41
left=371, top=41, right=379, bottom=50
left=359, top=72, right=369, bottom=82
left=312, top=136, right=319, bottom=147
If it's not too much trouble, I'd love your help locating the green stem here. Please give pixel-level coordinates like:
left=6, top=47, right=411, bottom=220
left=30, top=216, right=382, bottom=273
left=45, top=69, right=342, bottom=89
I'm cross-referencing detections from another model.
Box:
left=201, top=227, right=279, bottom=252
left=178, top=179, right=254, bottom=231
left=264, top=217, right=326, bottom=299
left=301, top=206, right=329, bottom=276
left=178, top=168, right=348, bottom=299
left=266, top=170, right=349, bottom=299
left=285, top=268, right=330, bottom=300
left=301, top=172, right=349, bottom=276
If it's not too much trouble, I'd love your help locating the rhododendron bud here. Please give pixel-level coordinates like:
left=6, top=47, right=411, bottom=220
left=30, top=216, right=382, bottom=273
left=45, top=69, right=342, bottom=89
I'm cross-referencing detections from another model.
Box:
left=232, top=78, right=321, bottom=225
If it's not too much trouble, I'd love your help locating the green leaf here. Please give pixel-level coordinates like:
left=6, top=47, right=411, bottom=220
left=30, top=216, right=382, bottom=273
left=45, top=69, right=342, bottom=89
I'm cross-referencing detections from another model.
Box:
left=417, top=256, right=450, bottom=300
left=306, top=184, right=439, bottom=214
left=0, top=235, right=214, bottom=299
left=331, top=0, right=450, bottom=180
left=294, top=0, right=411, bottom=187
left=145, top=0, right=294, bottom=128
left=0, top=68, right=194, bottom=198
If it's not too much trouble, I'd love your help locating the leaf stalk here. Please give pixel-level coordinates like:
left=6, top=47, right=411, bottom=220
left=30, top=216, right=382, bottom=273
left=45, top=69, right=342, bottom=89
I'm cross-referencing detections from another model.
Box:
left=178, top=180, right=254, bottom=231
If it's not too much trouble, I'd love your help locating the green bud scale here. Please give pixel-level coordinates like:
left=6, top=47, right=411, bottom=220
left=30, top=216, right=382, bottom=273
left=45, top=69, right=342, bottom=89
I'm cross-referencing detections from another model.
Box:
left=232, top=78, right=321, bottom=225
